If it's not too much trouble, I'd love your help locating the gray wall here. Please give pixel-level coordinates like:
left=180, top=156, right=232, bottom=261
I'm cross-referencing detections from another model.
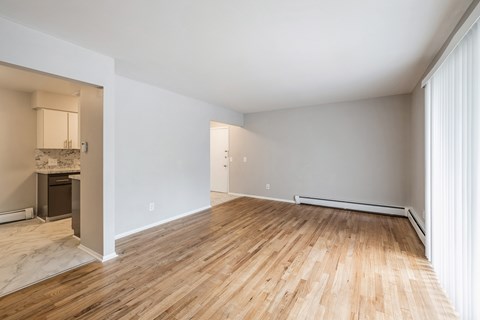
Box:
left=408, top=83, right=425, bottom=223
left=115, top=75, right=243, bottom=236
left=229, top=94, right=411, bottom=206
left=0, top=88, right=36, bottom=212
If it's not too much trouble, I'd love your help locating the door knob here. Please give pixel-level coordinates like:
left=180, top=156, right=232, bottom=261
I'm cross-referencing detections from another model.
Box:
left=223, top=165, right=227, bottom=168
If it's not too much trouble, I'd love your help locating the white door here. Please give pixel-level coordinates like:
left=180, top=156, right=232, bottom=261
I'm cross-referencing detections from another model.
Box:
left=68, top=113, right=79, bottom=149
left=210, top=127, right=229, bottom=192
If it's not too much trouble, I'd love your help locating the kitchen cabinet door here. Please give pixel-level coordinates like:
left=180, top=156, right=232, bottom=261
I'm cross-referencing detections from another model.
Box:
left=68, top=112, right=79, bottom=149
left=39, top=109, right=69, bottom=149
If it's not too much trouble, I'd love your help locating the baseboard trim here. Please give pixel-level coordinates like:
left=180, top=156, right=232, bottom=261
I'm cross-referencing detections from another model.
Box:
left=78, top=244, right=118, bottom=262
left=294, top=195, right=406, bottom=216
left=228, top=193, right=295, bottom=204
left=406, top=207, right=426, bottom=245
left=115, top=205, right=212, bottom=240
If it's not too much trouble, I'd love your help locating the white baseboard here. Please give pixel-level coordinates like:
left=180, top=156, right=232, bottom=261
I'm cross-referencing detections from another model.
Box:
left=406, top=207, right=426, bottom=245
left=102, top=252, right=119, bottom=262
left=228, top=193, right=295, bottom=204
left=78, top=244, right=118, bottom=262
left=294, top=195, right=406, bottom=216
left=115, top=205, right=212, bottom=240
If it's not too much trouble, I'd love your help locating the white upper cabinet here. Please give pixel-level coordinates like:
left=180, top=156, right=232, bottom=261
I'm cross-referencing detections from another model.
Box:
left=37, top=109, right=79, bottom=149
left=68, top=112, right=79, bottom=149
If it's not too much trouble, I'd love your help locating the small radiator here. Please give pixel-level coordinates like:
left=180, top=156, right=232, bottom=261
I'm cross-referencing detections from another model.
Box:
left=406, top=208, right=426, bottom=245
left=0, top=207, right=34, bottom=224
left=294, top=195, right=406, bottom=216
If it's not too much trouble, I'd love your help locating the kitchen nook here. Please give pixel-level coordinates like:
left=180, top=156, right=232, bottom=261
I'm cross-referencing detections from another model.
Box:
left=0, top=65, right=94, bottom=297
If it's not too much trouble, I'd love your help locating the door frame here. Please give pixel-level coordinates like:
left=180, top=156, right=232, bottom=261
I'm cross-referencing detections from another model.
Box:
left=0, top=60, right=113, bottom=260
left=210, top=126, right=230, bottom=193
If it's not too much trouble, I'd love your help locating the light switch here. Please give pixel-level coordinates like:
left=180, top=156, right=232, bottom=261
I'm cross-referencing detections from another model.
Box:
left=243, top=156, right=247, bottom=163
left=230, top=157, right=233, bottom=162
left=81, top=141, right=88, bottom=153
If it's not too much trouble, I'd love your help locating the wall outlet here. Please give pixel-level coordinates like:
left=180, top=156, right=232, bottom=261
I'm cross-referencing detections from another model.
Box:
left=243, top=156, right=247, bottom=163
left=149, top=202, right=155, bottom=212
left=266, top=183, right=270, bottom=190
left=48, top=158, right=58, bottom=166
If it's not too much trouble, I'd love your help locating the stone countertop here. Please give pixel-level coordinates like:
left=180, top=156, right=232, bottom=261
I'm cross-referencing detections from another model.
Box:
left=35, top=168, right=81, bottom=174
left=69, top=174, right=81, bottom=181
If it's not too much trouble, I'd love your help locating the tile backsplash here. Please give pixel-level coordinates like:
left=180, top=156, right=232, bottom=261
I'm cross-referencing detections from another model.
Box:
left=35, top=149, right=80, bottom=170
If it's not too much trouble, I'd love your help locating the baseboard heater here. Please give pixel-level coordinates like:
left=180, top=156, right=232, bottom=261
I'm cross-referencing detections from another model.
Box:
left=0, top=208, right=34, bottom=224
left=406, top=208, right=426, bottom=245
left=294, top=195, right=406, bottom=216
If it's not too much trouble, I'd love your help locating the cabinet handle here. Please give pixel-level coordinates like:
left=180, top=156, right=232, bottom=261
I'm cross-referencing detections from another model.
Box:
left=64, top=140, right=67, bottom=148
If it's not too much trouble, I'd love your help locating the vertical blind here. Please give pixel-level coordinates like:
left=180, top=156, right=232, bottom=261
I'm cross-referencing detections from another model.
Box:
left=425, top=22, right=479, bottom=319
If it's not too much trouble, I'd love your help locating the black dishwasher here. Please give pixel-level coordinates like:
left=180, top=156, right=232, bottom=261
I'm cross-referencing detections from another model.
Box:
left=37, top=172, right=79, bottom=221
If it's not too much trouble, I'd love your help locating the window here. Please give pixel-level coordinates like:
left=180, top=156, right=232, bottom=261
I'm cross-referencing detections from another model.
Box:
left=425, top=22, right=479, bottom=319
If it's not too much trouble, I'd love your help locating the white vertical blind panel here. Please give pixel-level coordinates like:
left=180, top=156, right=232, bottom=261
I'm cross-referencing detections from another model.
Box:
left=427, top=23, right=479, bottom=319
left=425, top=82, right=432, bottom=261
left=471, top=21, right=480, bottom=320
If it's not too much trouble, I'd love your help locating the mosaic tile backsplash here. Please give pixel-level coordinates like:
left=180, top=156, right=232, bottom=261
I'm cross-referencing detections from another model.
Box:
left=35, top=149, right=80, bottom=170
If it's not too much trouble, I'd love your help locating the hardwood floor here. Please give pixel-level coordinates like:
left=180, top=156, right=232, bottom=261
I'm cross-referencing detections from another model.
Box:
left=0, top=197, right=456, bottom=319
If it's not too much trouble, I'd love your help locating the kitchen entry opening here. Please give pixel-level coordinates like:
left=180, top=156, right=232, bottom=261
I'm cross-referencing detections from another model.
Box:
left=0, top=62, right=104, bottom=296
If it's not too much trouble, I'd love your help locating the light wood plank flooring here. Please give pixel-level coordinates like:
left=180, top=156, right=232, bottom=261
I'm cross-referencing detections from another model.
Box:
left=0, top=197, right=456, bottom=319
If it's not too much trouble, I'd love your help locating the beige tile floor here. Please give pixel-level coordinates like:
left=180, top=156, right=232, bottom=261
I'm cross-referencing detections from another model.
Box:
left=210, top=192, right=240, bottom=207
left=0, top=218, right=95, bottom=297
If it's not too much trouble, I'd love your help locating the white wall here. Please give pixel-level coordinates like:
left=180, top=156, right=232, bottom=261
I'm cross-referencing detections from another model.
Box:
left=114, top=75, right=243, bottom=236
left=0, top=88, right=36, bottom=212
left=0, top=16, right=243, bottom=253
left=229, top=95, right=411, bottom=206
left=409, top=83, right=425, bottom=223
left=0, top=16, right=116, bottom=258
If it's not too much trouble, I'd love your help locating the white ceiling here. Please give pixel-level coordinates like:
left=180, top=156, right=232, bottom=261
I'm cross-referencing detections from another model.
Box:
left=0, top=64, right=82, bottom=95
left=0, top=0, right=472, bottom=113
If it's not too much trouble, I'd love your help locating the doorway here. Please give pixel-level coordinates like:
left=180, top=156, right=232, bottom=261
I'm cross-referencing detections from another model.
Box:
left=210, top=122, right=240, bottom=207
left=0, top=62, right=103, bottom=296
left=210, top=126, right=229, bottom=193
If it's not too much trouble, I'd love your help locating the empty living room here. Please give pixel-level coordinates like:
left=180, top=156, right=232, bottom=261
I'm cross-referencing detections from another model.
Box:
left=0, top=0, right=479, bottom=319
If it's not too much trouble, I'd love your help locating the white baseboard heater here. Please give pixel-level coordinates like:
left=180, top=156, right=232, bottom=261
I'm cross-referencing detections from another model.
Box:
left=294, top=195, right=406, bottom=216
left=406, top=208, right=426, bottom=245
left=0, top=208, right=34, bottom=224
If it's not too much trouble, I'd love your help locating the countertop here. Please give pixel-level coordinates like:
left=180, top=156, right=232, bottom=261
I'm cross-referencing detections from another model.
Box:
left=35, top=168, right=81, bottom=174
left=69, top=174, right=81, bottom=181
